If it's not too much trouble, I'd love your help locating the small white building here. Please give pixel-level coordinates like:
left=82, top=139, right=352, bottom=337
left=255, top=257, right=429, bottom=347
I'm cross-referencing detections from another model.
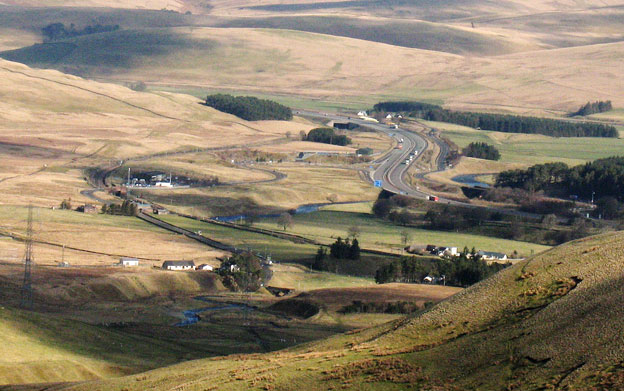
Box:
left=154, top=182, right=173, bottom=187
left=477, top=251, right=508, bottom=261
left=196, top=264, right=214, bottom=271
left=162, top=260, right=195, bottom=270
left=357, top=110, right=367, bottom=117
left=119, top=257, right=139, bottom=267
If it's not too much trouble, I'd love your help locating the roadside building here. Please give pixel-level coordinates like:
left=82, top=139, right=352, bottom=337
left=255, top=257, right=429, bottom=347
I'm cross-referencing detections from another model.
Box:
left=153, top=207, right=169, bottom=215
left=162, top=260, right=195, bottom=271
left=477, top=251, right=508, bottom=261
left=81, top=204, right=98, bottom=214
left=119, top=257, right=139, bottom=267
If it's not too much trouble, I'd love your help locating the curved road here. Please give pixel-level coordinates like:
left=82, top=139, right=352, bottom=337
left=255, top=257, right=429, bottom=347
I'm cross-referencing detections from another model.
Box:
left=297, top=110, right=429, bottom=198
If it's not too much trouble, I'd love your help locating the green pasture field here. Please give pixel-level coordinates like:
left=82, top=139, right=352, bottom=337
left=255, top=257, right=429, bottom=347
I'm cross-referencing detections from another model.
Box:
left=424, top=120, right=624, bottom=166
left=256, top=208, right=550, bottom=257
left=154, top=213, right=317, bottom=261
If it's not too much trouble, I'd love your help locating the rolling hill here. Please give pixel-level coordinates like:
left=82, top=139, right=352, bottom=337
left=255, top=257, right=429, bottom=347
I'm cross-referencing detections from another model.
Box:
left=0, top=58, right=323, bottom=207
left=2, top=24, right=623, bottom=113
left=47, top=230, right=624, bottom=390
left=1, top=0, right=623, bottom=114
left=0, top=302, right=205, bottom=385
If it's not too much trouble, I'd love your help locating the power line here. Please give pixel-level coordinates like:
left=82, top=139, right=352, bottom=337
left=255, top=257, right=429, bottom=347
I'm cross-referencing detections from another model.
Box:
left=20, top=205, right=34, bottom=310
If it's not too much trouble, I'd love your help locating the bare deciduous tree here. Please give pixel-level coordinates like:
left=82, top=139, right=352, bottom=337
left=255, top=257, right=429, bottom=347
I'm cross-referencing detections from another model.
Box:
left=347, top=225, right=361, bottom=239
left=400, top=229, right=412, bottom=246
left=277, top=213, right=293, bottom=231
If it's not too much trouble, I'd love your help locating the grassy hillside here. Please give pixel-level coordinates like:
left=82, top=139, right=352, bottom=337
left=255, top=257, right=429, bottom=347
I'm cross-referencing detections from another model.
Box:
left=54, top=230, right=624, bottom=390
left=0, top=306, right=199, bottom=385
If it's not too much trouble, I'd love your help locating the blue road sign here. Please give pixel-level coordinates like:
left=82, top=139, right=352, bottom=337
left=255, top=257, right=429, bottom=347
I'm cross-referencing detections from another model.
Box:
left=374, top=180, right=382, bottom=188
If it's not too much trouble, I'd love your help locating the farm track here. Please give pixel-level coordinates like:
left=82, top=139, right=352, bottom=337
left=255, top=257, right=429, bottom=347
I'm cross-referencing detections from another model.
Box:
left=136, top=212, right=237, bottom=253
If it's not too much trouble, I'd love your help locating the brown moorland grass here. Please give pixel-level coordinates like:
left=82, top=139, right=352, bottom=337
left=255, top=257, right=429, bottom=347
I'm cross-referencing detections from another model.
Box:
left=0, top=206, right=225, bottom=266
left=283, top=283, right=461, bottom=313
left=139, top=163, right=379, bottom=215
left=0, top=59, right=323, bottom=206
left=0, top=0, right=183, bottom=9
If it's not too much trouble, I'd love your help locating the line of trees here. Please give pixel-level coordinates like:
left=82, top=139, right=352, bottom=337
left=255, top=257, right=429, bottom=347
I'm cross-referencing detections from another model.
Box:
left=375, top=249, right=509, bottom=287
left=329, top=237, right=360, bottom=260
left=304, top=127, right=351, bottom=146
left=462, top=142, right=500, bottom=160
left=313, top=237, right=360, bottom=271
left=496, top=157, right=624, bottom=202
left=204, top=94, right=293, bottom=121
left=42, top=22, right=120, bottom=41
left=101, top=200, right=137, bottom=216
left=373, top=100, right=618, bottom=138
left=570, top=100, right=613, bottom=117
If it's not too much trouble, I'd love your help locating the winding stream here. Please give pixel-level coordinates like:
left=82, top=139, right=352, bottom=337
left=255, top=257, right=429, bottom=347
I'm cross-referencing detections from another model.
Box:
left=175, top=296, right=257, bottom=327
left=451, top=174, right=491, bottom=188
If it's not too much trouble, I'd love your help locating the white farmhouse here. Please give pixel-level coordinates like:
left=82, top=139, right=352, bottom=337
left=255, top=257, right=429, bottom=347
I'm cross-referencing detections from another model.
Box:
left=162, top=260, right=195, bottom=270
left=119, top=257, right=139, bottom=267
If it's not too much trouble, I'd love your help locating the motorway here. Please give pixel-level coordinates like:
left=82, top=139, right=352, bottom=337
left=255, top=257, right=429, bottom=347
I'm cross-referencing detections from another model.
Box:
left=297, top=110, right=545, bottom=219
left=297, top=110, right=431, bottom=199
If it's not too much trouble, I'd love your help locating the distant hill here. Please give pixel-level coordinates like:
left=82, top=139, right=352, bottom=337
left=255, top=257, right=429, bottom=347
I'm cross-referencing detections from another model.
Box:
left=218, top=16, right=526, bottom=56
left=0, top=28, right=215, bottom=72
left=55, top=230, right=624, bottom=390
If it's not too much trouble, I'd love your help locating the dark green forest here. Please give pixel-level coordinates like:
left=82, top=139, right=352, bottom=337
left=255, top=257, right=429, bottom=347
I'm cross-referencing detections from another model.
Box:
left=305, top=127, right=351, bottom=146
left=496, top=157, right=624, bottom=202
left=570, top=100, right=613, bottom=117
left=42, top=22, right=120, bottom=41
left=462, top=142, right=500, bottom=160
left=373, top=101, right=618, bottom=138
left=204, top=94, right=293, bottom=121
